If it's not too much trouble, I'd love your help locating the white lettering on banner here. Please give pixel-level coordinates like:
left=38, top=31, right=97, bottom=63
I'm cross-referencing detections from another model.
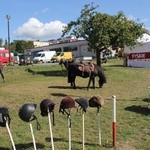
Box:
left=129, top=52, right=150, bottom=60
left=132, top=54, right=145, bottom=59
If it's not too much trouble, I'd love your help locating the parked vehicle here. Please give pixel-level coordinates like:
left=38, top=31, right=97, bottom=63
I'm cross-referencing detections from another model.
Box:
left=75, top=56, right=93, bottom=62
left=33, top=51, right=56, bottom=63
left=51, top=52, right=73, bottom=62
left=18, top=53, right=34, bottom=66
left=0, top=49, right=14, bottom=65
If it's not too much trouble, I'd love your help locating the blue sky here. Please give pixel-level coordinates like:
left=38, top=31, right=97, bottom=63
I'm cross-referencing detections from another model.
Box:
left=0, top=0, right=150, bottom=43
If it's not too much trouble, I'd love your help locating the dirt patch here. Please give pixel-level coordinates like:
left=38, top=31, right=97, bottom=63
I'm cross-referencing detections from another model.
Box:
left=116, top=141, right=136, bottom=150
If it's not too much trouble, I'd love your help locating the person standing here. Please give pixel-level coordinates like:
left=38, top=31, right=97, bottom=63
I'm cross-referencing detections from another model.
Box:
left=0, top=61, right=5, bottom=82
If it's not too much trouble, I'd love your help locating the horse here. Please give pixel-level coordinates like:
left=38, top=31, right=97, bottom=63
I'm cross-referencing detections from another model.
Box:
left=59, top=59, right=107, bottom=90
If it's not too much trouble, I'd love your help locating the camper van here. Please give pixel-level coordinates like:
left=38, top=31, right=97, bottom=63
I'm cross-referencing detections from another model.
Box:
left=51, top=52, right=73, bottom=62
left=33, top=51, right=56, bottom=63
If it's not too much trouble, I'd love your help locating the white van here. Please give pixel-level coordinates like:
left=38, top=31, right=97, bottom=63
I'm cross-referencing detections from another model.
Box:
left=33, top=51, right=56, bottom=63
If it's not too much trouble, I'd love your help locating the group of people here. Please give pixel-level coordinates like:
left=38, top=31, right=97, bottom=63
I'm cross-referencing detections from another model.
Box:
left=0, top=62, right=5, bottom=82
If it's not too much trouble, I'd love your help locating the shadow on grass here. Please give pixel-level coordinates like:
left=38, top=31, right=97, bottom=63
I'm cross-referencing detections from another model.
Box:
left=50, top=93, right=93, bottom=101
left=125, top=105, right=150, bottom=116
left=25, top=68, right=66, bottom=77
left=46, top=137, right=65, bottom=142
left=0, top=148, right=11, bottom=150
left=48, top=85, right=86, bottom=90
left=51, top=93, right=68, bottom=97
left=15, top=142, right=45, bottom=149
left=45, top=137, right=100, bottom=147
left=143, top=98, right=150, bottom=103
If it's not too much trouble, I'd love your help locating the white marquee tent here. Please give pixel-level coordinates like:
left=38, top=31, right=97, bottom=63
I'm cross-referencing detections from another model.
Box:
left=124, top=34, right=150, bottom=68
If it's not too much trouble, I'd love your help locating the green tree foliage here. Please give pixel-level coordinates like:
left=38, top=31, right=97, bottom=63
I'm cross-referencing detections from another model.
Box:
left=0, top=38, right=3, bottom=47
left=15, top=40, right=34, bottom=53
left=10, top=40, right=18, bottom=53
left=62, top=3, right=148, bottom=67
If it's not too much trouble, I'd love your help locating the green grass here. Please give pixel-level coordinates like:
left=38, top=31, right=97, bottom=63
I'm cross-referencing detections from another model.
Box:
left=0, top=59, right=150, bottom=150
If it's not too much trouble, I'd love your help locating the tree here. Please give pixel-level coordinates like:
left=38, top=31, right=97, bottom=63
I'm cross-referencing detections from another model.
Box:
left=15, top=40, right=34, bottom=53
left=62, top=3, right=148, bottom=67
left=0, top=38, right=3, bottom=47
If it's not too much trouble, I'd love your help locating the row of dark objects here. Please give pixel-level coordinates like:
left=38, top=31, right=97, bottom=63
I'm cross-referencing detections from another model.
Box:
left=20, top=95, right=104, bottom=124
left=0, top=95, right=104, bottom=149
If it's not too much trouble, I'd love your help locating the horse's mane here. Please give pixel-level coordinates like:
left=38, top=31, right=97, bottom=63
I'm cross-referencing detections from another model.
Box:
left=59, top=59, right=76, bottom=70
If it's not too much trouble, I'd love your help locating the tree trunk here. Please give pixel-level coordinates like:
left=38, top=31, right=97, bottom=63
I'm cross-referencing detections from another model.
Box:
left=96, top=49, right=102, bottom=68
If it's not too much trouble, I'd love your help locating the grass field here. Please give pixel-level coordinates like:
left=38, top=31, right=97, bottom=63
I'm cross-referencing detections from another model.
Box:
left=0, top=59, right=150, bottom=150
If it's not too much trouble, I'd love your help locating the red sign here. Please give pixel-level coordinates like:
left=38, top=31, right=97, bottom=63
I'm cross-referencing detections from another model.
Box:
left=128, top=52, right=150, bottom=60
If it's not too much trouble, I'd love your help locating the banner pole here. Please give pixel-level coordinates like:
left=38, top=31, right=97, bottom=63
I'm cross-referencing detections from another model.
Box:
left=112, top=95, right=116, bottom=147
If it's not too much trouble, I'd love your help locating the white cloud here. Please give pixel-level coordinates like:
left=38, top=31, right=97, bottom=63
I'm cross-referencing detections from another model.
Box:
left=127, top=15, right=136, bottom=21
left=14, top=17, right=67, bottom=40
left=41, top=8, right=49, bottom=13
left=140, top=18, right=149, bottom=23
left=137, top=33, right=150, bottom=43
left=34, top=8, right=49, bottom=15
left=128, top=15, right=149, bottom=23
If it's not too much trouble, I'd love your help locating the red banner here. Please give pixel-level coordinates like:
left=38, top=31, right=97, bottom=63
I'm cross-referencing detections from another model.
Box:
left=128, top=52, right=150, bottom=60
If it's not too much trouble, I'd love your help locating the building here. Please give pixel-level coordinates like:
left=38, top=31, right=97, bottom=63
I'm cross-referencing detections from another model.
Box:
left=33, top=41, right=49, bottom=47
left=25, top=40, right=96, bottom=58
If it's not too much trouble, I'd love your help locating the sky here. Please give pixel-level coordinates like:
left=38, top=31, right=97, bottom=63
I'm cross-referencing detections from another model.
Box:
left=0, top=0, right=150, bottom=43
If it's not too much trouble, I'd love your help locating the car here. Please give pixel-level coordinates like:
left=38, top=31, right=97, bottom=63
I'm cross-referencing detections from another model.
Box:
left=74, top=56, right=93, bottom=62
left=18, top=54, right=34, bottom=66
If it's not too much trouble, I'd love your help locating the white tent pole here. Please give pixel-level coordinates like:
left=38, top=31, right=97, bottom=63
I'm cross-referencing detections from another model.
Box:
left=6, top=121, right=16, bottom=150
left=68, top=115, right=71, bottom=150
left=82, top=112, right=85, bottom=150
left=97, top=111, right=101, bottom=145
left=48, top=111, right=54, bottom=150
left=112, top=95, right=117, bottom=147
left=29, top=123, right=37, bottom=150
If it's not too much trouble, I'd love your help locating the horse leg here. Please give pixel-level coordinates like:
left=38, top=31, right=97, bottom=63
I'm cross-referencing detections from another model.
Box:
left=70, top=82, right=73, bottom=87
left=87, top=75, right=93, bottom=90
left=73, top=82, right=76, bottom=89
left=92, top=77, right=95, bottom=89
left=69, top=77, right=76, bottom=89
left=99, top=79, right=104, bottom=88
left=72, top=76, right=76, bottom=89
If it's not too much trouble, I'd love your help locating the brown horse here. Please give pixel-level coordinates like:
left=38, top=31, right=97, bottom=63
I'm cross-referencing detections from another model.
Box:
left=59, top=59, right=107, bottom=90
